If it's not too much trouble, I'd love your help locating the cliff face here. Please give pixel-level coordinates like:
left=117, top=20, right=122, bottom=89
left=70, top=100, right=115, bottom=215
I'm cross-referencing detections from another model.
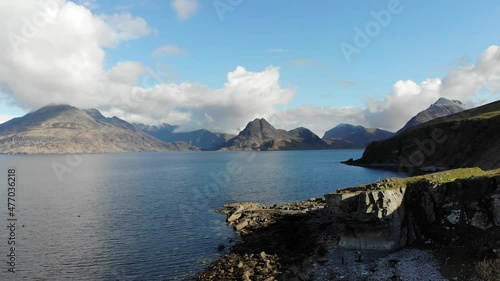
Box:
left=325, top=168, right=500, bottom=251
left=349, top=100, right=500, bottom=172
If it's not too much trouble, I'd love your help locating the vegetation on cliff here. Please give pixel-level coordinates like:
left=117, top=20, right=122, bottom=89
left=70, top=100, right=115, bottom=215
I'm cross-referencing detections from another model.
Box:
left=347, top=100, right=500, bottom=172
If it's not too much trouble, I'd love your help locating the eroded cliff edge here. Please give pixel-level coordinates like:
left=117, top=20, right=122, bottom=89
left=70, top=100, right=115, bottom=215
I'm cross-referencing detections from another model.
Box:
left=196, top=168, right=500, bottom=281
left=325, top=168, right=500, bottom=253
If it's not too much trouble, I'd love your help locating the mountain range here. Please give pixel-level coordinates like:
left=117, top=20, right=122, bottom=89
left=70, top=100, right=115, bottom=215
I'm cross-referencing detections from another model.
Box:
left=136, top=123, right=234, bottom=151
left=221, top=118, right=331, bottom=151
left=322, top=124, right=394, bottom=148
left=0, top=105, right=198, bottom=154
left=0, top=97, right=470, bottom=154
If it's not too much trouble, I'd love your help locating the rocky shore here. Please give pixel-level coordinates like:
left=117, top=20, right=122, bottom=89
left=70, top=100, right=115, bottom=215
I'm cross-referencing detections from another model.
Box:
left=194, top=168, right=500, bottom=281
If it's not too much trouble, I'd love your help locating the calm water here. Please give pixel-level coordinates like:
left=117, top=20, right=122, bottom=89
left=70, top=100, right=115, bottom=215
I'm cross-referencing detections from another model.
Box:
left=0, top=150, right=401, bottom=280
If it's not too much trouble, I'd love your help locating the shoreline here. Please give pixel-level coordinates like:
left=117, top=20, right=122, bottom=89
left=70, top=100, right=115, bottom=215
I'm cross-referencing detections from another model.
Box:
left=194, top=200, right=452, bottom=281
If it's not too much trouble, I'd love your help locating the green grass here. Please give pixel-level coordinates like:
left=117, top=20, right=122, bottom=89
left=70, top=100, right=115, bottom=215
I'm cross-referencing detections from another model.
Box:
left=468, top=110, right=500, bottom=120
left=338, top=167, right=495, bottom=193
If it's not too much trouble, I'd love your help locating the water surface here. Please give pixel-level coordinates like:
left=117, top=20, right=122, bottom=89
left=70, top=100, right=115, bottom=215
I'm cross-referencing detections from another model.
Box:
left=0, top=150, right=401, bottom=280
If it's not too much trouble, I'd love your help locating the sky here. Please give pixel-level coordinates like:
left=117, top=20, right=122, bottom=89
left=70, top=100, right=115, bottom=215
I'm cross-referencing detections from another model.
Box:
left=0, top=0, right=499, bottom=135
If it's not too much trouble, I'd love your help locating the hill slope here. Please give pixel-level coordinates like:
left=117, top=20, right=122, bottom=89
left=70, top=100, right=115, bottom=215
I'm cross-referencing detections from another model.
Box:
left=322, top=124, right=394, bottom=148
left=345, top=100, right=500, bottom=172
left=221, top=119, right=331, bottom=151
left=0, top=105, right=197, bottom=154
left=396, top=97, right=465, bottom=134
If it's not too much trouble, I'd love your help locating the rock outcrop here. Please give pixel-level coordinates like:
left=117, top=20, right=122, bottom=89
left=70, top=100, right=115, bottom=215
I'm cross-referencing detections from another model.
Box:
left=325, top=168, right=500, bottom=252
left=221, top=119, right=332, bottom=151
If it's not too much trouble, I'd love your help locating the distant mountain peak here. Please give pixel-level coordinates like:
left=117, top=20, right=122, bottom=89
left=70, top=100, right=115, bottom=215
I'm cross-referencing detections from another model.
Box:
left=396, top=98, right=466, bottom=134
left=434, top=97, right=462, bottom=106
left=222, top=118, right=331, bottom=151
left=322, top=123, right=394, bottom=148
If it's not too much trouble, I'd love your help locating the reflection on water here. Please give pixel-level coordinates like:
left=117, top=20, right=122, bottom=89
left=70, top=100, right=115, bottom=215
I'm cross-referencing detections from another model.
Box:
left=0, top=150, right=401, bottom=280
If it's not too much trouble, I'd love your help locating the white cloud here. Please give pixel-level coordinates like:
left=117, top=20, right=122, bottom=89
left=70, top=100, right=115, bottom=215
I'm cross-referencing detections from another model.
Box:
left=76, top=0, right=99, bottom=10
left=106, top=66, right=295, bottom=134
left=362, top=78, right=442, bottom=131
left=0, top=1, right=498, bottom=138
left=152, top=45, right=187, bottom=57
left=98, top=13, right=152, bottom=46
left=0, top=0, right=294, bottom=135
left=363, top=45, right=500, bottom=131
left=270, top=46, right=500, bottom=135
left=0, top=115, right=15, bottom=124
left=171, top=0, right=199, bottom=20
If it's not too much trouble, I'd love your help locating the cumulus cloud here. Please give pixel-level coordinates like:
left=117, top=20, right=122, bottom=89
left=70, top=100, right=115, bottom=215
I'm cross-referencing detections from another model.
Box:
left=363, top=78, right=442, bottom=131
left=0, top=0, right=152, bottom=110
left=362, top=45, right=500, bottom=131
left=171, top=0, right=199, bottom=20
left=0, top=0, right=294, bottom=135
left=152, top=45, right=187, bottom=57
left=109, top=66, right=295, bottom=134
left=271, top=46, right=500, bottom=135
left=0, top=1, right=498, bottom=138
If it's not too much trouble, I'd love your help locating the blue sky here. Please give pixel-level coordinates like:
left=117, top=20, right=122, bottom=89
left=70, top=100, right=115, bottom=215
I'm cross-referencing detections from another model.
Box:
left=0, top=0, right=499, bottom=134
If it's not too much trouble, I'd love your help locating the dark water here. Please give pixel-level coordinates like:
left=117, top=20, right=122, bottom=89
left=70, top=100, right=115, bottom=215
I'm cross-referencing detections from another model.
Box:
left=0, top=150, right=401, bottom=280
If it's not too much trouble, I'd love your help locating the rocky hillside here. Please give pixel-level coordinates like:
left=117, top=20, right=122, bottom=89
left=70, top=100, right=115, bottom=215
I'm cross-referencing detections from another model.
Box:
left=0, top=104, right=198, bottom=154
left=137, top=123, right=234, bottom=151
left=221, top=118, right=331, bottom=151
left=396, top=97, right=465, bottom=135
left=322, top=123, right=394, bottom=148
left=346, top=100, right=500, bottom=172
left=325, top=167, right=500, bottom=252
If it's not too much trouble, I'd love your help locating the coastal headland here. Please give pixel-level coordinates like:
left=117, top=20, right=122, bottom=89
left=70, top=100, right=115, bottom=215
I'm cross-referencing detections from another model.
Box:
left=196, top=168, right=500, bottom=281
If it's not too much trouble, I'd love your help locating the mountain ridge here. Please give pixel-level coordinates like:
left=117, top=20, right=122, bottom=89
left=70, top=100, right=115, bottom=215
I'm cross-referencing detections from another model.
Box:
left=0, top=104, right=198, bottom=154
left=396, top=97, right=465, bottom=135
left=345, top=99, right=500, bottom=172
left=322, top=123, right=394, bottom=148
left=137, top=123, right=234, bottom=151
left=221, top=118, right=332, bottom=151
